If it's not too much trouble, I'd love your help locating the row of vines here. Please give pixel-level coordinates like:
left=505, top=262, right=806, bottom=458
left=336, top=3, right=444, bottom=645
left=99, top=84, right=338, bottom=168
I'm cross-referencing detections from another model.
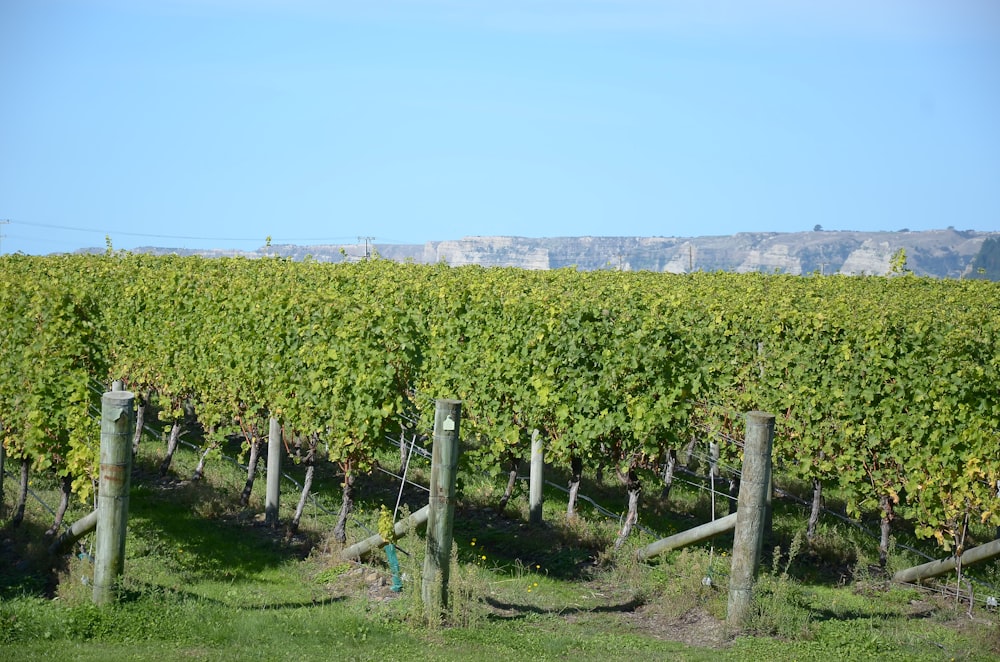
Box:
left=1, top=253, right=999, bottom=557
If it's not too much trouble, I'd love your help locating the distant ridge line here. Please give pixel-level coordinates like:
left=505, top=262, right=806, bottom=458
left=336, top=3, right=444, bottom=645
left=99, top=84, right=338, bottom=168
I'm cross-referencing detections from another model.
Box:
left=77, top=228, right=1000, bottom=280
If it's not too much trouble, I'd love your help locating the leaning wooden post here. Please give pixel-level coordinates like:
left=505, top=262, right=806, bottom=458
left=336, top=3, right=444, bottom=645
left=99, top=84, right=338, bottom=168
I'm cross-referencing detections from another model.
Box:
left=265, top=417, right=282, bottom=527
left=529, top=429, right=544, bottom=525
left=637, top=512, right=739, bottom=560
left=93, top=390, right=134, bottom=606
left=726, top=410, right=774, bottom=631
left=49, top=509, right=98, bottom=555
left=893, top=537, right=1000, bottom=584
left=422, top=399, right=461, bottom=620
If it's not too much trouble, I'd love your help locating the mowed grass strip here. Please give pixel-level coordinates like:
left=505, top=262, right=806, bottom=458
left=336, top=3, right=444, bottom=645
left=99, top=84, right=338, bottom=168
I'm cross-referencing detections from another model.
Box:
left=2, top=437, right=999, bottom=661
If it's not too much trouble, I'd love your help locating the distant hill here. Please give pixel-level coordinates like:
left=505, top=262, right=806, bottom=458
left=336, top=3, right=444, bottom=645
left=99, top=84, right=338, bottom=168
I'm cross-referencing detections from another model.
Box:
left=110, top=228, right=1000, bottom=279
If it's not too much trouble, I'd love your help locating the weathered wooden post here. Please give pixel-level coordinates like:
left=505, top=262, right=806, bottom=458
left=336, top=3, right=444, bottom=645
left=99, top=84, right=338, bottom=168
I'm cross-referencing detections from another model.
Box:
left=529, top=429, right=544, bottom=525
left=1, top=424, right=5, bottom=518
left=93, top=390, right=134, bottom=606
left=1, top=423, right=5, bottom=517
left=637, top=512, right=738, bottom=560
left=49, top=509, right=98, bottom=555
left=341, top=504, right=431, bottom=560
left=422, top=399, right=461, bottom=620
left=893, top=538, right=1000, bottom=584
left=265, top=417, right=281, bottom=527
left=727, top=411, right=774, bottom=631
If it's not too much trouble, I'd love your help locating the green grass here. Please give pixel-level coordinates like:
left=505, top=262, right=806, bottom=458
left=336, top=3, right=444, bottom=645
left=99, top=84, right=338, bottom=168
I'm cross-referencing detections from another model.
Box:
left=2, top=435, right=999, bottom=661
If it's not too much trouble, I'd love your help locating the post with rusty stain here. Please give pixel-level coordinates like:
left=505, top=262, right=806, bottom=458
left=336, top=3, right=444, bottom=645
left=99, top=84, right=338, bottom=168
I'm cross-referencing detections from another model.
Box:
left=93, top=390, right=134, bottom=606
left=421, top=399, right=461, bottom=620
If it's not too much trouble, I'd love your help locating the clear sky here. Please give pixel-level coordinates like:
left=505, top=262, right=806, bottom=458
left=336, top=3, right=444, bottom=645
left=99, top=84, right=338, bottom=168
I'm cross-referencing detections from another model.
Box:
left=2, top=1, right=999, bottom=255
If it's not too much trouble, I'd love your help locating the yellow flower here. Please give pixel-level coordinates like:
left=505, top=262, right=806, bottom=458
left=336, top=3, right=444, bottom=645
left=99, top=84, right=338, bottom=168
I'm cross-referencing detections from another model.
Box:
left=481, top=555, right=487, bottom=561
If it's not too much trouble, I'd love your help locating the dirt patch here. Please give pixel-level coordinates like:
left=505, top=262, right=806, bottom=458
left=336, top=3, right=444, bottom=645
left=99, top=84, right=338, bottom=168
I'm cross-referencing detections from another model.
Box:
left=319, top=556, right=732, bottom=651
left=318, top=562, right=405, bottom=602
left=623, top=604, right=730, bottom=649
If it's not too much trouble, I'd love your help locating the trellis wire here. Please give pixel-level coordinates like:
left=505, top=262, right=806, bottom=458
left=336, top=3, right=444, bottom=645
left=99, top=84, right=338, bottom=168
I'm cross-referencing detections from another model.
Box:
left=55, top=381, right=1000, bottom=601
left=1, top=463, right=60, bottom=520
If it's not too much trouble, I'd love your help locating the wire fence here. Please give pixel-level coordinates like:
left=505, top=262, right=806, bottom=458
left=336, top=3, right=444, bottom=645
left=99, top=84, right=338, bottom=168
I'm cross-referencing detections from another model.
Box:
left=4, top=382, right=997, bottom=606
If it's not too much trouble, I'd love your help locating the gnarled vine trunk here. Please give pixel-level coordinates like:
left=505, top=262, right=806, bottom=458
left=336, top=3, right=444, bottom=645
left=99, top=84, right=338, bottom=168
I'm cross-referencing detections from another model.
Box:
left=191, top=441, right=218, bottom=481
left=496, top=455, right=519, bottom=516
left=681, top=436, right=697, bottom=469
left=398, top=431, right=409, bottom=476
left=288, top=434, right=318, bottom=536
left=45, top=474, right=74, bottom=536
left=879, top=495, right=894, bottom=567
left=12, top=459, right=29, bottom=527
left=333, top=464, right=355, bottom=544
left=0, top=437, right=5, bottom=518
left=807, top=478, right=823, bottom=540
left=614, top=469, right=642, bottom=550
left=708, top=441, right=721, bottom=480
left=728, top=475, right=740, bottom=515
left=660, top=449, right=677, bottom=502
left=159, top=422, right=183, bottom=477
left=567, top=455, right=583, bottom=520
left=131, top=391, right=148, bottom=457
left=239, top=426, right=263, bottom=506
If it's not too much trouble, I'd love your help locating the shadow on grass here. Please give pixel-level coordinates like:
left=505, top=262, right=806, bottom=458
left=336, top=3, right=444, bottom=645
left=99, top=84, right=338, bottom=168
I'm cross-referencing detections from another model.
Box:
left=483, top=595, right=646, bottom=620
left=0, top=517, right=68, bottom=600
left=449, top=506, right=602, bottom=581
left=804, top=605, right=900, bottom=623
left=126, top=478, right=311, bottom=584
left=117, top=579, right=346, bottom=611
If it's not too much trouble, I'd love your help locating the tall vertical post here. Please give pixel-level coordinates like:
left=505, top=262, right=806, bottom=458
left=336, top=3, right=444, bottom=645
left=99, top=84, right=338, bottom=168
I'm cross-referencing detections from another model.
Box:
left=265, top=417, right=282, bottom=527
left=93, top=391, right=134, bottom=606
left=727, top=411, right=774, bottom=631
left=422, top=399, right=461, bottom=619
left=1, top=423, right=6, bottom=518
left=529, top=429, right=544, bottom=525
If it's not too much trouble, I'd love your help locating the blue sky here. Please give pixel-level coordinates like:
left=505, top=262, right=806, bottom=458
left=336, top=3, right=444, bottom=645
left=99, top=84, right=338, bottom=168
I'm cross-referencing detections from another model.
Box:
left=2, top=1, right=998, bottom=254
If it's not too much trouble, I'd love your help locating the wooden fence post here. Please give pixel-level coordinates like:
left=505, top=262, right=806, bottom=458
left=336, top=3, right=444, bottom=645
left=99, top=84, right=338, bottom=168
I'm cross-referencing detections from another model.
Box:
left=265, top=417, right=281, bottom=527
left=341, top=504, right=431, bottom=560
left=49, top=509, right=98, bottom=555
left=529, top=429, right=544, bottom=525
left=1, top=423, right=5, bottom=518
left=422, top=399, right=461, bottom=620
left=893, top=538, right=1000, bottom=584
left=726, top=410, right=774, bottom=631
left=93, top=390, right=134, bottom=606
left=637, top=512, right=738, bottom=560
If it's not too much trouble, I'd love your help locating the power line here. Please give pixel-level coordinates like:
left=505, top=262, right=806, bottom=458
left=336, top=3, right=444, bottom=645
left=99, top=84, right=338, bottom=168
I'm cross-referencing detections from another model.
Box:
left=10, top=219, right=266, bottom=242
left=7, top=220, right=363, bottom=245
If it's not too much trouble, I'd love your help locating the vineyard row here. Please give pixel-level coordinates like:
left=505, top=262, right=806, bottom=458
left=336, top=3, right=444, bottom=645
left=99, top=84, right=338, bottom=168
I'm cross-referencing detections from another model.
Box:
left=1, top=253, right=998, bottom=554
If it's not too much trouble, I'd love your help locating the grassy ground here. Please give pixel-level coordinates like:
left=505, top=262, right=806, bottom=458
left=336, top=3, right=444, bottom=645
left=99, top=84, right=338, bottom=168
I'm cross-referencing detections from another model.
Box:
left=2, top=432, right=999, bottom=661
